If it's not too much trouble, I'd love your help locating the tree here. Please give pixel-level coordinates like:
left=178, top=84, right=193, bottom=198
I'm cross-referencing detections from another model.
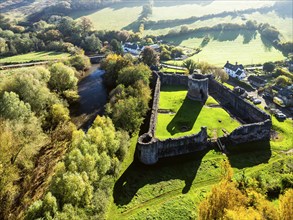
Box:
left=141, top=46, right=159, bottom=66
left=0, top=91, right=33, bottom=121
left=81, top=34, right=101, bottom=53
left=182, top=59, right=197, bottom=74
left=78, top=17, right=93, bottom=36
left=213, top=68, right=229, bottom=83
left=49, top=62, right=78, bottom=93
left=198, top=62, right=214, bottom=74
left=117, top=63, right=151, bottom=87
left=279, top=189, right=293, bottom=220
left=263, top=62, right=275, bottom=72
left=110, top=39, right=123, bottom=54
left=275, top=75, right=290, bottom=87
left=69, top=54, right=91, bottom=71
left=101, top=54, right=133, bottom=88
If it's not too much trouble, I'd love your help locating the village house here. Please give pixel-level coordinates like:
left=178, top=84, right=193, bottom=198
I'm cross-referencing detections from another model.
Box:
left=122, top=42, right=142, bottom=55
left=248, top=75, right=267, bottom=87
left=224, top=61, right=246, bottom=80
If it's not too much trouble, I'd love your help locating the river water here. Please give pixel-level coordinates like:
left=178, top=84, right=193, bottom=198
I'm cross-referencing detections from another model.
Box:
left=70, top=64, right=108, bottom=130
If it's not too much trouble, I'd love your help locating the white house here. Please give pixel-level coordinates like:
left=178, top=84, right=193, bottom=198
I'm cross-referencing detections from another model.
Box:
left=224, top=61, right=246, bottom=80
left=122, top=42, right=142, bottom=55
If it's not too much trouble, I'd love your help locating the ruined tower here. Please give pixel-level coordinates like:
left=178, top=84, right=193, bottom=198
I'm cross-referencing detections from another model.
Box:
left=187, top=74, right=209, bottom=102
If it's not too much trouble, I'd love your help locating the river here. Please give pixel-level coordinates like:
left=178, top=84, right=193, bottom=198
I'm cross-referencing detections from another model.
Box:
left=70, top=64, right=108, bottom=130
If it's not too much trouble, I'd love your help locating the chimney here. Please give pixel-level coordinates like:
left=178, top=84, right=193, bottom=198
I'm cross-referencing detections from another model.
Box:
left=227, top=61, right=229, bottom=63
left=236, top=62, right=238, bottom=65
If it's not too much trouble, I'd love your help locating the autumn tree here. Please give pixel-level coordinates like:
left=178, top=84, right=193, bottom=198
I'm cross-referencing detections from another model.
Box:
left=279, top=189, right=293, bottom=220
left=213, top=68, right=229, bottom=82
left=141, top=46, right=159, bottom=67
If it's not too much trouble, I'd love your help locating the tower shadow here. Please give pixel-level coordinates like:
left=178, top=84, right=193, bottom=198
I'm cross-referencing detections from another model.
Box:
left=113, top=149, right=209, bottom=206
left=167, top=96, right=203, bottom=135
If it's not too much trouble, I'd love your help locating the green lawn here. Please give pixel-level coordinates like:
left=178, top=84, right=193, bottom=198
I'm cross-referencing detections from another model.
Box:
left=155, top=85, right=241, bottom=139
left=0, top=51, right=70, bottom=64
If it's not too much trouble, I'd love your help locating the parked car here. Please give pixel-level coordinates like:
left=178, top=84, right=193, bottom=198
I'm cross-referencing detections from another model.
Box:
left=275, top=112, right=286, bottom=120
left=253, top=99, right=261, bottom=105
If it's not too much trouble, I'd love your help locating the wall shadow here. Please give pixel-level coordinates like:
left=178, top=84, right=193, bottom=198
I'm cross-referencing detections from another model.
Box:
left=225, top=140, right=272, bottom=169
left=113, top=148, right=210, bottom=206
left=167, top=96, right=203, bottom=136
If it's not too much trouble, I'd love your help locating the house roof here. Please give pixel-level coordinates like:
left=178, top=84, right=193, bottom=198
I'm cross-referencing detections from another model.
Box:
left=224, top=62, right=244, bottom=71
left=124, top=43, right=139, bottom=50
left=235, top=70, right=244, bottom=76
left=248, top=75, right=266, bottom=84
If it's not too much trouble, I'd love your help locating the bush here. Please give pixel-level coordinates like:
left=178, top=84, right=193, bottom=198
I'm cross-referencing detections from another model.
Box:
left=69, top=55, right=91, bottom=71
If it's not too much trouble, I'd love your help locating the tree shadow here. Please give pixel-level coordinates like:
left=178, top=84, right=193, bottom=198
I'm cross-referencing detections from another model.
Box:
left=167, top=96, right=203, bottom=136
left=225, top=140, right=272, bottom=169
left=113, top=148, right=210, bottom=206
left=242, top=30, right=257, bottom=44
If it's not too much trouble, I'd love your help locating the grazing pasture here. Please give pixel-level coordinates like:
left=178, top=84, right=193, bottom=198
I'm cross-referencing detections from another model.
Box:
left=0, top=51, right=70, bottom=64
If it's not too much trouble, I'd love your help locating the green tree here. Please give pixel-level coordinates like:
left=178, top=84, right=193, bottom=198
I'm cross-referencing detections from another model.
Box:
left=182, top=59, right=197, bottom=74
left=101, top=54, right=133, bottom=88
left=49, top=62, right=78, bottom=93
left=0, top=91, right=33, bottom=121
left=69, top=54, right=91, bottom=71
left=117, top=63, right=151, bottom=87
left=81, top=34, right=101, bottom=53
left=275, top=75, right=290, bottom=87
left=110, top=39, right=123, bottom=54
left=263, top=62, right=275, bottom=72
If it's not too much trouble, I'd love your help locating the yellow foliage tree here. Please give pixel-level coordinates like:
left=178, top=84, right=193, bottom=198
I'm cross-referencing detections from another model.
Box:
left=279, top=189, right=293, bottom=220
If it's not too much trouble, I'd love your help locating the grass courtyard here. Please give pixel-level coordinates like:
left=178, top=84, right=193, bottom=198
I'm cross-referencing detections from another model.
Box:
left=155, top=85, right=241, bottom=140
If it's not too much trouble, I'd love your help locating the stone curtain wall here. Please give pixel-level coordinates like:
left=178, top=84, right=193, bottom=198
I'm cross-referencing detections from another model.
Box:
left=137, top=128, right=208, bottom=165
left=208, top=78, right=270, bottom=123
left=148, top=72, right=161, bottom=136
left=157, top=127, right=208, bottom=158
left=137, top=72, right=272, bottom=165
left=227, top=119, right=272, bottom=145
left=159, top=72, right=189, bottom=86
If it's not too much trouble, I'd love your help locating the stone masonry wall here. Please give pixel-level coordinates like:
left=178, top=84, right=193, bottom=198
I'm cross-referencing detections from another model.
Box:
left=227, top=119, right=272, bottom=145
left=208, top=77, right=270, bottom=123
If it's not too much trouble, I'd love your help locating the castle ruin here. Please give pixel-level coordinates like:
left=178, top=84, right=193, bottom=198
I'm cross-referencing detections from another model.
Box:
left=136, top=72, right=271, bottom=165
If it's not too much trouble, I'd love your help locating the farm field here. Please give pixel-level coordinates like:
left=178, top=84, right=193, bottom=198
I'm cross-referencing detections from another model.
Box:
left=0, top=51, right=70, bottom=64
left=164, top=30, right=286, bottom=66
left=70, top=2, right=141, bottom=31
left=155, top=85, right=240, bottom=139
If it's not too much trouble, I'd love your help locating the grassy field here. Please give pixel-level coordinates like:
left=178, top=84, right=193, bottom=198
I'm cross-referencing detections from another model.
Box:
left=0, top=51, right=70, bottom=64
left=108, top=120, right=292, bottom=220
left=155, top=85, right=240, bottom=139
left=70, top=2, right=142, bottom=31
left=164, top=30, right=286, bottom=66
